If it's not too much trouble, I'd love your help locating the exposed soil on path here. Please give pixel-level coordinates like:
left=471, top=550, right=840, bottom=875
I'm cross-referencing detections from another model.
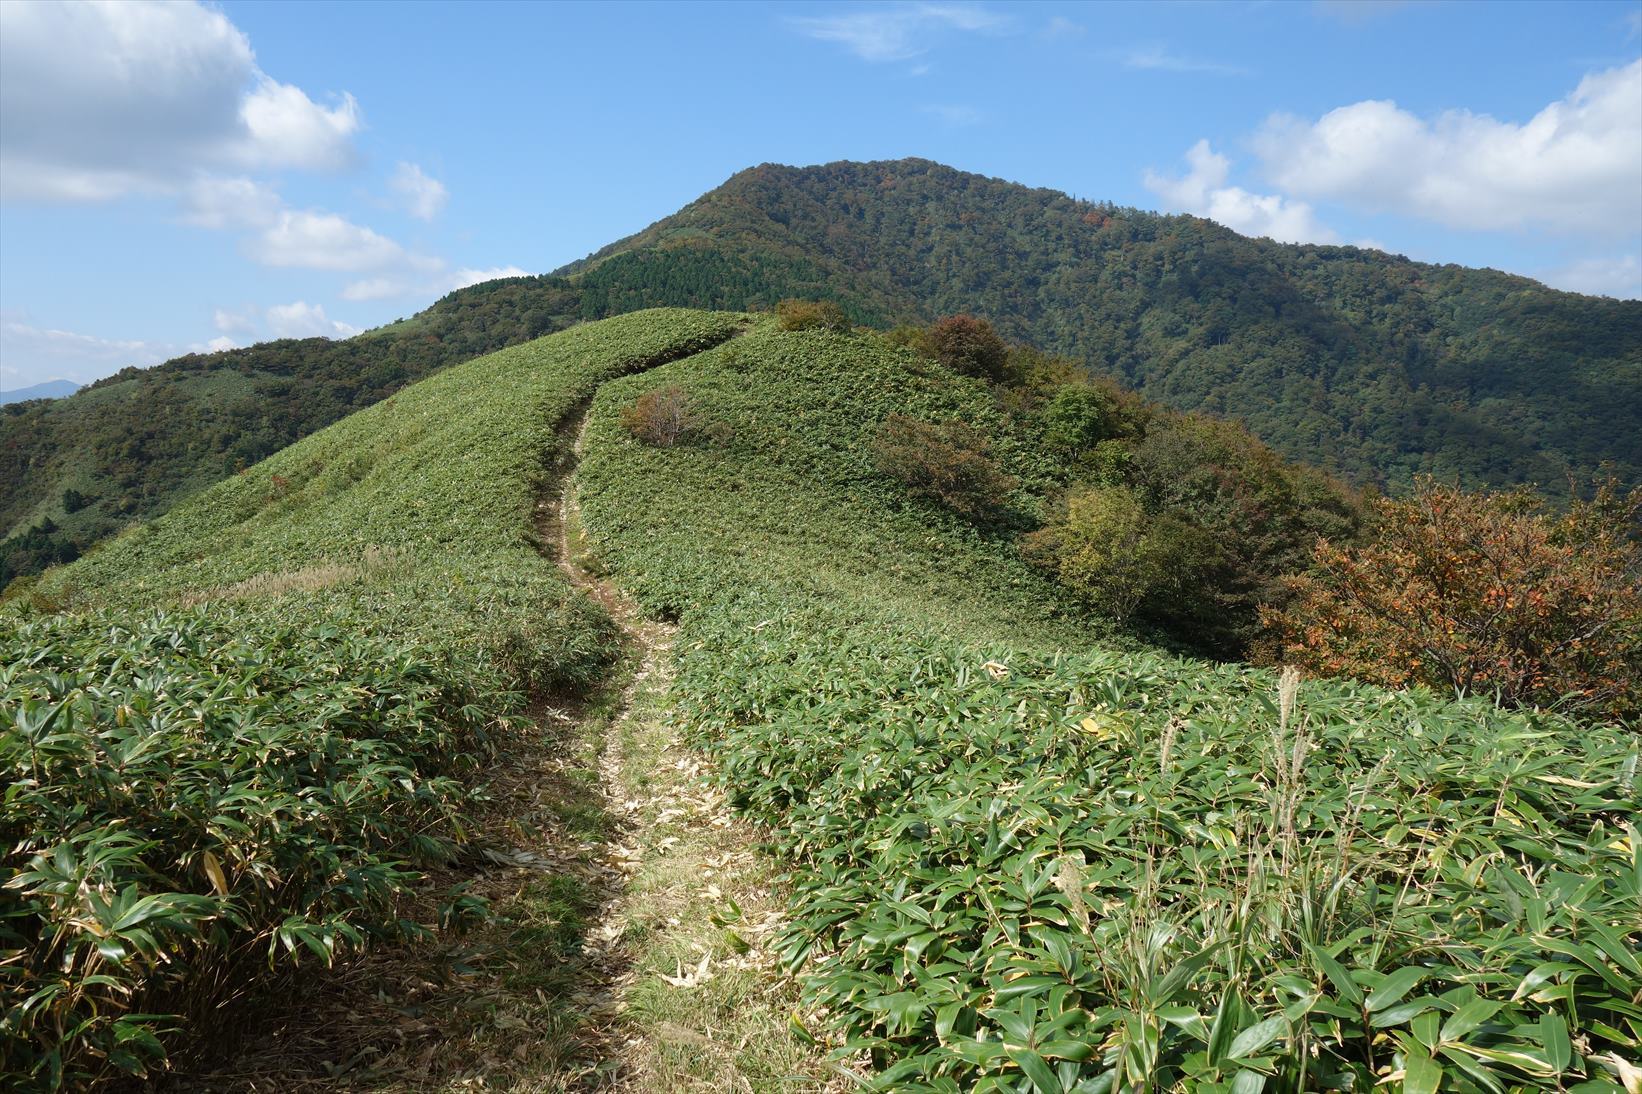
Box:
left=160, top=330, right=846, bottom=1091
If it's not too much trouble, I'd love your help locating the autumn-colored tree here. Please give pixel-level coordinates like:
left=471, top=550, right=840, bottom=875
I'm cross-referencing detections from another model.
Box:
left=925, top=315, right=1011, bottom=383
left=1266, top=479, right=1642, bottom=717
left=775, top=298, right=850, bottom=333
left=620, top=385, right=697, bottom=448
left=871, top=414, right=1016, bottom=524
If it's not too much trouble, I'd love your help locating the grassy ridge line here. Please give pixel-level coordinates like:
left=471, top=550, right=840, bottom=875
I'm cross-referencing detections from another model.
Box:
left=25, top=308, right=749, bottom=689
left=1, top=275, right=586, bottom=583
left=1, top=309, right=748, bottom=1086
left=572, top=324, right=1642, bottom=1091
left=575, top=325, right=1103, bottom=650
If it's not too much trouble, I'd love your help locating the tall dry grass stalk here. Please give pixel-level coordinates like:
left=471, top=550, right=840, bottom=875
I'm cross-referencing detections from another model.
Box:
left=1272, top=666, right=1308, bottom=876
left=180, top=546, right=409, bottom=607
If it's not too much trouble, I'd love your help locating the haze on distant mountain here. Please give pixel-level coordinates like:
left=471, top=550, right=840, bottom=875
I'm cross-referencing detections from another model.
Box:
left=0, top=379, right=77, bottom=405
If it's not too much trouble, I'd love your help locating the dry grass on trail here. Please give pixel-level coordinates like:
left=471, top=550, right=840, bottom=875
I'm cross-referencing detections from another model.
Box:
left=592, top=627, right=859, bottom=1094
left=554, top=427, right=853, bottom=1092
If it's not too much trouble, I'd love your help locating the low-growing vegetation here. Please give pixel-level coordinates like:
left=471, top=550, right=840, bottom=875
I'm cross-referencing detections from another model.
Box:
left=2, top=610, right=500, bottom=1083
left=8, top=301, right=1636, bottom=1091
left=575, top=318, right=1641, bottom=1092
left=1, top=309, right=746, bottom=1086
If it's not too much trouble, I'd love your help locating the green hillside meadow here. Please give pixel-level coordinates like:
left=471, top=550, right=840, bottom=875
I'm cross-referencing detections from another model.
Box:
left=575, top=323, right=1640, bottom=1092
left=2, top=310, right=1637, bottom=1090
left=0, top=309, right=745, bottom=1084
left=7, top=159, right=1639, bottom=590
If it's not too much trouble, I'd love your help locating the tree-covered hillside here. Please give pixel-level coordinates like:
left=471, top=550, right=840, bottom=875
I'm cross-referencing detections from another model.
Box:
left=6, top=158, right=1638, bottom=587
left=566, top=159, right=1642, bottom=498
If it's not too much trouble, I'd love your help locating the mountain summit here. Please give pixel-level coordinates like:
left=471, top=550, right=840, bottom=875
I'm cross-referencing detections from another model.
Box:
left=566, top=158, right=1641, bottom=493
left=4, top=159, right=1638, bottom=584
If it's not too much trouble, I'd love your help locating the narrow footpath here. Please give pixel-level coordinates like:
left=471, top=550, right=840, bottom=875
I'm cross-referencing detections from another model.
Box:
left=181, top=360, right=850, bottom=1091
left=538, top=397, right=855, bottom=1092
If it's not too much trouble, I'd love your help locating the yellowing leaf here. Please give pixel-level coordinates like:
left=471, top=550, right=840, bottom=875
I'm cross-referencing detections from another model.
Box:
left=201, top=851, right=229, bottom=897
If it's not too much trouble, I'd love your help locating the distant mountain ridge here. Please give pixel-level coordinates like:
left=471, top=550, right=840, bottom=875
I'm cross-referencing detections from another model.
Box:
left=563, top=159, right=1642, bottom=496
left=4, top=157, right=1638, bottom=585
left=1, top=379, right=79, bottom=405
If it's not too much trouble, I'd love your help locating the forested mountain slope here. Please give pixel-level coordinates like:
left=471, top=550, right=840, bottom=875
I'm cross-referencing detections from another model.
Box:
left=566, top=159, right=1642, bottom=498
left=6, top=157, right=1637, bottom=587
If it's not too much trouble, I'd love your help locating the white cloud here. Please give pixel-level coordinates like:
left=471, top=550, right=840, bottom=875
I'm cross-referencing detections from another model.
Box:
left=213, top=308, right=257, bottom=336
left=0, top=0, right=359, bottom=202
left=1539, top=254, right=1642, bottom=299
left=390, top=162, right=448, bottom=220
left=178, top=180, right=438, bottom=279
left=1, top=317, right=180, bottom=385
left=792, top=3, right=1004, bottom=62
left=340, top=278, right=410, bottom=302
left=1120, top=44, right=1249, bottom=76
left=449, top=266, right=530, bottom=290
left=1255, top=60, right=1642, bottom=235
left=344, top=264, right=533, bottom=302
left=265, top=301, right=359, bottom=339
left=1044, top=16, right=1085, bottom=37
left=250, top=210, right=431, bottom=272
left=237, top=78, right=359, bottom=172
left=179, top=177, right=284, bottom=230
left=1144, top=139, right=1339, bottom=244
left=204, top=335, right=238, bottom=353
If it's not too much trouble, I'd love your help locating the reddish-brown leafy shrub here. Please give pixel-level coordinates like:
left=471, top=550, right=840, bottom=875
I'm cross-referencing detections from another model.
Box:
left=871, top=414, right=1016, bottom=524
left=620, top=385, right=697, bottom=448
left=925, top=315, right=1011, bottom=383
left=775, top=299, right=850, bottom=332
left=1265, top=479, right=1642, bottom=716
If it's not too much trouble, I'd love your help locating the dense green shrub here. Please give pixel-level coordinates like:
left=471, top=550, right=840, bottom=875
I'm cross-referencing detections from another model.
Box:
left=1039, top=385, right=1118, bottom=459
left=1021, top=395, right=1364, bottom=658
left=1020, top=485, right=1194, bottom=622
left=871, top=414, right=1018, bottom=525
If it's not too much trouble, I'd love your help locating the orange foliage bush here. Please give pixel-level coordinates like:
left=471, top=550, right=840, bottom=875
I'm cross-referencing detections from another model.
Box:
left=871, top=414, right=1016, bottom=524
left=620, top=385, right=697, bottom=448
left=1265, top=479, right=1642, bottom=717
left=775, top=299, right=850, bottom=333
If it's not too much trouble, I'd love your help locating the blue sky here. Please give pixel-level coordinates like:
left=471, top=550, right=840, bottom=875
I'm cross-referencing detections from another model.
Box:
left=2, top=0, right=1639, bottom=389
